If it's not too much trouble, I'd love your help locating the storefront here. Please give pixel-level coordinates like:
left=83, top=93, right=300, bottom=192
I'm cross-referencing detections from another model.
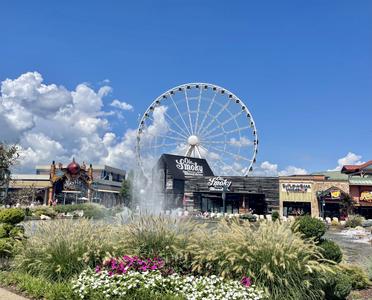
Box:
left=280, top=173, right=349, bottom=218
left=155, top=154, right=279, bottom=214
left=280, top=181, right=313, bottom=217
left=9, top=159, right=126, bottom=207
left=342, top=161, right=372, bottom=219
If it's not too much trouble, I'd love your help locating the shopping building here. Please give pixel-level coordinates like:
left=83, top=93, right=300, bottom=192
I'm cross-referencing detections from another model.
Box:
left=8, top=159, right=126, bottom=207
left=279, top=172, right=349, bottom=218
left=341, top=161, right=372, bottom=219
left=154, top=154, right=279, bottom=214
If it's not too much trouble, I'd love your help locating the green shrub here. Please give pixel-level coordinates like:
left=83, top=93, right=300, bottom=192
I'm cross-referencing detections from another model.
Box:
left=271, top=211, right=280, bottom=222
left=0, top=238, right=13, bottom=257
left=323, top=267, right=352, bottom=300
left=54, top=203, right=108, bottom=219
left=14, top=219, right=123, bottom=281
left=345, top=215, right=364, bottom=228
left=293, top=216, right=326, bottom=241
left=0, top=208, right=25, bottom=224
left=340, top=264, right=370, bottom=290
left=181, top=220, right=331, bottom=300
left=0, top=223, right=14, bottom=238
left=9, top=225, right=25, bottom=239
left=31, top=207, right=58, bottom=219
left=239, top=214, right=257, bottom=222
left=0, top=271, right=78, bottom=300
left=319, top=239, right=343, bottom=263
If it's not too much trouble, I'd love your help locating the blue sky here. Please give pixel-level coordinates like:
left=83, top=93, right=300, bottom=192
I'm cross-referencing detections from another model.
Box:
left=0, top=0, right=371, bottom=174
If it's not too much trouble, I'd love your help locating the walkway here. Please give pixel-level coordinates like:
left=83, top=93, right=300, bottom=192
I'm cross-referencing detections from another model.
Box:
left=0, top=287, right=29, bottom=300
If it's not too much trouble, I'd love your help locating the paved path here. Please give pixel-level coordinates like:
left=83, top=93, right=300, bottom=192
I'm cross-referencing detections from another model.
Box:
left=0, top=287, right=29, bottom=299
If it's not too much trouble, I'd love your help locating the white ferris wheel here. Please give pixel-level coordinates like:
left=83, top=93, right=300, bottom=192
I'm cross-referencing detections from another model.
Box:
left=136, top=83, right=258, bottom=177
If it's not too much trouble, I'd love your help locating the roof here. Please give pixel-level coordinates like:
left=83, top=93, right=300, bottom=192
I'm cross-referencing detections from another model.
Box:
left=11, top=174, right=50, bottom=180
left=341, top=160, right=372, bottom=174
left=156, top=154, right=214, bottom=180
left=311, top=171, right=349, bottom=181
left=36, top=164, right=126, bottom=175
left=349, top=176, right=372, bottom=186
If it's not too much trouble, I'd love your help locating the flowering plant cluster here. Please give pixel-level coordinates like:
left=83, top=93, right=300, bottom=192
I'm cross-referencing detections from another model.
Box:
left=96, top=255, right=166, bottom=275
left=73, top=268, right=265, bottom=300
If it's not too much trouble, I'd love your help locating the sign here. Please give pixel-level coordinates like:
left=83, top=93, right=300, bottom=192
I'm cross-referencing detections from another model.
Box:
left=63, top=178, right=84, bottom=191
left=208, top=176, right=232, bottom=192
left=175, top=157, right=204, bottom=176
left=331, top=190, right=341, bottom=199
left=360, top=191, right=372, bottom=202
left=282, top=183, right=311, bottom=193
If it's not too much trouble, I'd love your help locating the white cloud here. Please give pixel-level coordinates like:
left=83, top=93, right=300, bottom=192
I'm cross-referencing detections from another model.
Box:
left=329, top=152, right=364, bottom=171
left=229, top=136, right=252, bottom=147
left=253, top=161, right=308, bottom=177
left=0, top=71, right=137, bottom=171
left=278, top=166, right=307, bottom=176
left=110, top=99, right=133, bottom=111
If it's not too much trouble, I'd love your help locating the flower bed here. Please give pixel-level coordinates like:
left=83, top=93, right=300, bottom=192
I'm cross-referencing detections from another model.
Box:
left=73, top=268, right=265, bottom=300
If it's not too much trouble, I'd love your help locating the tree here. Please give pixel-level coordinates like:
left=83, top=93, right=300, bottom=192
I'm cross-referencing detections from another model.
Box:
left=120, top=179, right=132, bottom=207
left=0, top=142, right=19, bottom=203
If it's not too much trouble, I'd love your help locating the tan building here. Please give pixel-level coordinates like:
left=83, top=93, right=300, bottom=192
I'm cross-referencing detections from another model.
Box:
left=279, top=172, right=349, bottom=218
left=8, top=160, right=126, bottom=207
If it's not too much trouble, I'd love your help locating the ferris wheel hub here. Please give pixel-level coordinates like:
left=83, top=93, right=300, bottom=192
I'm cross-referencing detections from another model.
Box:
left=187, top=135, right=199, bottom=146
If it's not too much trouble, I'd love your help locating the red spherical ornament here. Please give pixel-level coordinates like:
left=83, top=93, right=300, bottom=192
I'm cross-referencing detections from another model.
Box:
left=67, top=158, right=80, bottom=175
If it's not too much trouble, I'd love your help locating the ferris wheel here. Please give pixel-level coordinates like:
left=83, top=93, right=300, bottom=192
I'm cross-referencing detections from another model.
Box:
left=136, top=83, right=258, bottom=176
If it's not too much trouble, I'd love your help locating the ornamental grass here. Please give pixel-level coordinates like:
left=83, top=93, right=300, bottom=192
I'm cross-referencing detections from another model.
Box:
left=180, top=220, right=332, bottom=300
left=14, top=219, right=123, bottom=281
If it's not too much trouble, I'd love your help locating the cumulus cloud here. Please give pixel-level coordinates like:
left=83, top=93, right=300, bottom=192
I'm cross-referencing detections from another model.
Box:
left=110, top=99, right=134, bottom=111
left=253, top=161, right=308, bottom=177
left=0, top=71, right=135, bottom=171
left=329, top=152, right=364, bottom=171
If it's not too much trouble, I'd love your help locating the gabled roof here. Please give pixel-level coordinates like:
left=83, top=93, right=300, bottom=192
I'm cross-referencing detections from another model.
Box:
left=341, top=160, right=372, bottom=174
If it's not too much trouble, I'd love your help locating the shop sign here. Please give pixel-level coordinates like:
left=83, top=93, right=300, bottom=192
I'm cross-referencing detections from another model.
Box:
left=282, top=183, right=311, bottom=193
left=331, top=190, right=341, bottom=199
left=175, top=157, right=204, bottom=176
left=360, top=191, right=372, bottom=202
left=64, top=178, right=84, bottom=191
left=208, top=176, right=232, bottom=192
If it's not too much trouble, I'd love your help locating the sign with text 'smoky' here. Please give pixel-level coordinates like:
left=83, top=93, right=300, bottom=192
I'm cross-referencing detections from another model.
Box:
left=208, top=176, right=232, bottom=192
left=175, top=157, right=204, bottom=176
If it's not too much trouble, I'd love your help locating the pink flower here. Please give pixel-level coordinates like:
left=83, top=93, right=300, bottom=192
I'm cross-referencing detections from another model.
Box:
left=240, top=276, right=252, bottom=287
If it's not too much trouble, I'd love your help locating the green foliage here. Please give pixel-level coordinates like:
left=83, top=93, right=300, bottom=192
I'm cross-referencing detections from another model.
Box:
left=31, top=206, right=58, bottom=218
left=345, top=215, right=364, bottom=228
left=119, top=216, right=194, bottom=272
left=0, top=238, right=13, bottom=257
left=239, top=214, right=257, bottom=222
left=0, top=143, right=19, bottom=192
left=323, top=267, right=352, bottom=300
left=339, top=264, right=370, bottom=290
left=293, top=216, right=326, bottom=241
left=271, top=211, right=280, bottom=222
left=14, top=219, right=123, bottom=281
left=9, top=225, right=25, bottom=239
left=0, top=271, right=78, bottom=300
left=54, top=203, right=108, bottom=219
left=319, top=239, right=343, bottom=263
left=181, top=220, right=331, bottom=300
left=86, top=290, right=185, bottom=300
left=120, top=179, right=132, bottom=207
left=0, top=208, right=25, bottom=224
left=0, top=223, right=13, bottom=238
